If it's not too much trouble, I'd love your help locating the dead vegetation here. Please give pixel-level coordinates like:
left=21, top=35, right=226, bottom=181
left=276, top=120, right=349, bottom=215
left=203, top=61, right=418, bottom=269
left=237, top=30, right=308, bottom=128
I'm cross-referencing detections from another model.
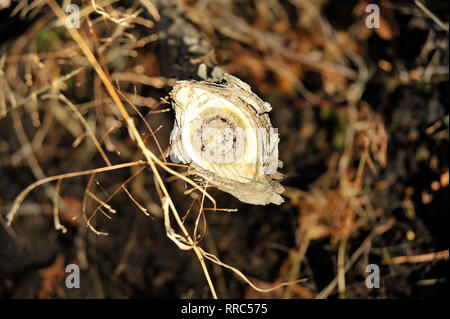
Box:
left=0, top=0, right=448, bottom=298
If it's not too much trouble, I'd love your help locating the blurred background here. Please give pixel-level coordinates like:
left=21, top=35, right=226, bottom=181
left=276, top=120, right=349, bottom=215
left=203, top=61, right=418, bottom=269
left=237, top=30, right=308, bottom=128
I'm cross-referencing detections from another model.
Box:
left=0, top=0, right=448, bottom=298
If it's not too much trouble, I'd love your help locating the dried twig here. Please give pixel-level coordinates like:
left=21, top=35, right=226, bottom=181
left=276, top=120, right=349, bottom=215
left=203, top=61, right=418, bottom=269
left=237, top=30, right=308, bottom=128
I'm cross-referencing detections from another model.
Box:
left=382, top=249, right=449, bottom=265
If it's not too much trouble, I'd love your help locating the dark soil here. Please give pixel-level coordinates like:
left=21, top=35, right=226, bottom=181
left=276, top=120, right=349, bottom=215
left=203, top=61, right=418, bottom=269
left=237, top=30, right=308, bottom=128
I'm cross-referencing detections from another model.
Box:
left=0, top=0, right=448, bottom=299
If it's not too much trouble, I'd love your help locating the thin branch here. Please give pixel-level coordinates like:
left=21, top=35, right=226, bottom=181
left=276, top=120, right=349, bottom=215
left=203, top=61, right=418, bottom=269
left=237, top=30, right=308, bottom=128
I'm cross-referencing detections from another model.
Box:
left=6, top=161, right=145, bottom=226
